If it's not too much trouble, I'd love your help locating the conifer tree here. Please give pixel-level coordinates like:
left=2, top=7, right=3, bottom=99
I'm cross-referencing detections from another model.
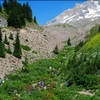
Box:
left=9, top=33, right=13, bottom=40
left=0, top=6, right=1, bottom=13
left=0, top=29, right=6, bottom=58
left=25, top=2, right=32, bottom=22
left=67, top=38, right=71, bottom=46
left=4, top=34, right=9, bottom=45
left=13, top=33, right=22, bottom=58
left=7, top=45, right=12, bottom=54
left=0, top=42, right=6, bottom=58
left=3, top=0, right=8, bottom=9
left=53, top=45, right=59, bottom=54
left=34, top=16, right=37, bottom=24
left=0, top=28, right=2, bottom=42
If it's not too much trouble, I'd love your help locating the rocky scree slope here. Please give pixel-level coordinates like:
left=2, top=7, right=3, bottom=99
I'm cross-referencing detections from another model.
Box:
left=0, top=27, right=54, bottom=78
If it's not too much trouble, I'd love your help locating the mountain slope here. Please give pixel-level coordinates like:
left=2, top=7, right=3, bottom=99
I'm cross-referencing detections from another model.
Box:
left=0, top=27, right=55, bottom=78
left=47, top=1, right=100, bottom=25
left=44, top=1, right=100, bottom=48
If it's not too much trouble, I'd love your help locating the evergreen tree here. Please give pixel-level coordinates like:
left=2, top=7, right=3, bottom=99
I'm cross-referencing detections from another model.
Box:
left=3, top=0, right=8, bottom=9
left=24, top=2, right=32, bottom=22
left=0, top=5, right=2, bottom=12
left=0, top=42, right=6, bottom=58
left=34, top=16, right=37, bottom=24
left=67, top=38, right=71, bottom=46
left=13, top=33, right=22, bottom=58
left=8, top=8, right=25, bottom=28
left=7, top=45, right=12, bottom=54
left=4, top=34, right=9, bottom=45
left=53, top=45, right=59, bottom=54
left=0, top=28, right=2, bottom=42
left=9, top=33, right=13, bottom=40
left=0, top=29, right=6, bottom=58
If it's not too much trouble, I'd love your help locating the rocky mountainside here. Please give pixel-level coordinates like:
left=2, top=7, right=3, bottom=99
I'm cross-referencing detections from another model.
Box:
left=0, top=27, right=55, bottom=78
left=47, top=1, right=100, bottom=25
left=44, top=1, right=100, bottom=48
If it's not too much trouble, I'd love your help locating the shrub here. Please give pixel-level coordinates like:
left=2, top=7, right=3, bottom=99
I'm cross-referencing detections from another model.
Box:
left=32, top=50, right=37, bottom=54
left=21, top=45, right=31, bottom=51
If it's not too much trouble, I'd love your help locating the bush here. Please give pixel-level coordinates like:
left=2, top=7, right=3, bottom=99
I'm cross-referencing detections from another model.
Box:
left=21, top=45, right=31, bottom=51
left=32, top=50, right=37, bottom=54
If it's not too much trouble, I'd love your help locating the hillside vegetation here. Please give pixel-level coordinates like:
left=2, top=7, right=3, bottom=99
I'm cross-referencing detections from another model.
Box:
left=0, top=25, right=100, bottom=100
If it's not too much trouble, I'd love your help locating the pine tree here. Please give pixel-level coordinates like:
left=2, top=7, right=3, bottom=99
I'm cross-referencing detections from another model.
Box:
left=7, top=45, right=12, bottom=54
left=3, top=0, right=8, bottom=9
left=53, top=45, right=59, bottom=54
left=4, top=34, right=9, bottom=45
left=0, top=5, right=2, bottom=12
left=34, top=16, right=37, bottom=24
left=13, top=33, right=22, bottom=58
left=0, top=28, right=2, bottom=42
left=0, top=29, right=6, bottom=58
left=67, top=38, right=71, bottom=46
left=0, top=42, right=6, bottom=58
left=9, top=33, right=13, bottom=40
left=25, top=2, right=32, bottom=22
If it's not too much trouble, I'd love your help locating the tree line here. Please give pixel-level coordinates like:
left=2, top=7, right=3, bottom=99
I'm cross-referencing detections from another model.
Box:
left=0, top=0, right=37, bottom=28
left=0, top=28, right=22, bottom=58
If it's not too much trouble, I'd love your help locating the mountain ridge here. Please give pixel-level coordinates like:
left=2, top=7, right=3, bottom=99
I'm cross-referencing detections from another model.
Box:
left=47, top=1, right=100, bottom=25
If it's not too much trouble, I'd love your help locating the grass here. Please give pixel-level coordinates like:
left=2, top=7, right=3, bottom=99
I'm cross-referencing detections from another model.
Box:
left=21, top=45, right=31, bottom=51
left=80, top=33, right=100, bottom=54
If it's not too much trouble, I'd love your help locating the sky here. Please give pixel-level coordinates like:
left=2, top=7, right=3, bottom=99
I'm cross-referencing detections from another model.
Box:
left=25, top=1, right=86, bottom=25
left=1, top=0, right=86, bottom=25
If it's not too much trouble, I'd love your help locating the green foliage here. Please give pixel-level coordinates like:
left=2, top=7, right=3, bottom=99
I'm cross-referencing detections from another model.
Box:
left=67, top=38, right=71, bottom=46
left=13, top=33, right=22, bottom=58
left=4, top=34, right=9, bottom=45
left=7, top=45, right=12, bottom=54
left=0, top=42, right=6, bottom=58
left=75, top=41, right=84, bottom=51
left=3, top=0, right=7, bottom=10
left=0, top=5, right=2, bottom=12
left=86, top=24, right=100, bottom=39
left=32, top=50, right=37, bottom=54
left=66, top=51, right=100, bottom=88
left=0, top=28, right=2, bottom=42
left=34, top=16, right=38, bottom=24
left=22, top=56, right=28, bottom=67
left=3, top=0, right=32, bottom=28
left=21, top=45, right=31, bottom=51
left=53, top=45, right=59, bottom=54
left=7, top=8, right=25, bottom=28
left=23, top=3, right=32, bottom=22
left=1, top=25, right=100, bottom=99
left=0, top=29, right=6, bottom=58
left=9, top=33, right=13, bottom=40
